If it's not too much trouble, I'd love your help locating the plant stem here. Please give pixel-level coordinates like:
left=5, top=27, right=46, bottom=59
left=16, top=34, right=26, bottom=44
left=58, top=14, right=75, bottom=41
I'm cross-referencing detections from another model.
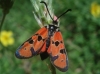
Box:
left=49, top=63, right=56, bottom=74
left=45, top=58, right=56, bottom=74
left=0, top=13, right=6, bottom=31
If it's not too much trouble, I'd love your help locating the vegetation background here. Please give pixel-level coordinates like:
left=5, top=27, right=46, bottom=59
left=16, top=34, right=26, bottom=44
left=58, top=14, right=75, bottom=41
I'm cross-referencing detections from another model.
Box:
left=0, top=0, right=100, bottom=74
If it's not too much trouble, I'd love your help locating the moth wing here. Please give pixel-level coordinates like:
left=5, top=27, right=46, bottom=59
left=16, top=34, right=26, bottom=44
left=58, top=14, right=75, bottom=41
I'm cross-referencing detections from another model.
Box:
left=15, top=27, right=48, bottom=59
left=40, top=42, right=49, bottom=60
left=47, top=31, right=68, bottom=72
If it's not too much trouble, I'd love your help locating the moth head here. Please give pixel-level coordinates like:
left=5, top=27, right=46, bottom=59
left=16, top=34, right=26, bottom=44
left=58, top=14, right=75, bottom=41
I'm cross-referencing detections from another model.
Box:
left=40, top=1, right=71, bottom=26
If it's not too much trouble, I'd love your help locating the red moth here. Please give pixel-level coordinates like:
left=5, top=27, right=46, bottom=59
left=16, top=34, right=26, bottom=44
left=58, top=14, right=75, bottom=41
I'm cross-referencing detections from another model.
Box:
left=15, top=1, right=71, bottom=72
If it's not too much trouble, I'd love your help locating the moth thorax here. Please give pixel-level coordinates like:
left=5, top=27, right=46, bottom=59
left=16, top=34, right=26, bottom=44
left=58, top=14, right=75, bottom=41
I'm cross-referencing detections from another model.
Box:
left=50, top=26, right=54, bottom=29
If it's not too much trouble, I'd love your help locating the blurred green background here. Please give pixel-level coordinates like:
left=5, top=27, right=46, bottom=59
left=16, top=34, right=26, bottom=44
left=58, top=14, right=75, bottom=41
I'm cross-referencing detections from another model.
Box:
left=0, top=0, right=100, bottom=74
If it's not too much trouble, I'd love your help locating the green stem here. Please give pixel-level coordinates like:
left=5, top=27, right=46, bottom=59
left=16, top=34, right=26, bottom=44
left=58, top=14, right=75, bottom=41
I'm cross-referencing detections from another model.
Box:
left=45, top=58, right=56, bottom=74
left=0, top=13, right=7, bottom=31
left=49, top=63, right=56, bottom=74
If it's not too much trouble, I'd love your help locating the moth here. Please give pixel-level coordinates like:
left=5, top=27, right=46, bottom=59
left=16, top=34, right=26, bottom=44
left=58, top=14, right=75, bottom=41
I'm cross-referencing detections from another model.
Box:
left=15, top=1, right=71, bottom=72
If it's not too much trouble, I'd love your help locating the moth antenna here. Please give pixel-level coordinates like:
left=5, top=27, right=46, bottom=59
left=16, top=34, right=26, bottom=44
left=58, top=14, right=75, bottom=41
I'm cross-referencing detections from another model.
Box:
left=55, top=9, right=72, bottom=21
left=40, top=1, right=54, bottom=21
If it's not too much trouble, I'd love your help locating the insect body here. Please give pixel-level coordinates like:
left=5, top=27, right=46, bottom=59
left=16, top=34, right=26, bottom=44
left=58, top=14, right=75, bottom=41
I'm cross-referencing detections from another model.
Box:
left=15, top=1, right=71, bottom=72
